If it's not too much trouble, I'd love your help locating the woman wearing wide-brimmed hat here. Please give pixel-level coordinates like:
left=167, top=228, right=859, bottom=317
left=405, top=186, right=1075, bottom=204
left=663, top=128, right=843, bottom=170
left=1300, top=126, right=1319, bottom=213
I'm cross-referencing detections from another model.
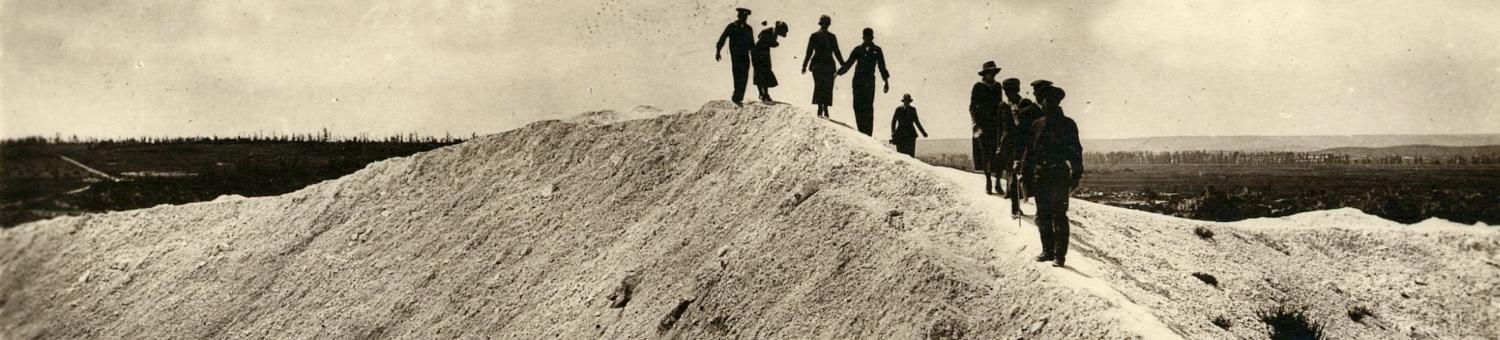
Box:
left=753, top=21, right=789, bottom=102
left=970, top=61, right=1006, bottom=194
left=802, top=15, right=843, bottom=118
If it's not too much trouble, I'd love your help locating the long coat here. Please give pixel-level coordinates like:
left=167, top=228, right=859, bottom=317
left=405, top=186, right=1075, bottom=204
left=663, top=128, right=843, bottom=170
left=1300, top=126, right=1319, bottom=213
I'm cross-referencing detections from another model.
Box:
left=753, top=28, right=781, bottom=87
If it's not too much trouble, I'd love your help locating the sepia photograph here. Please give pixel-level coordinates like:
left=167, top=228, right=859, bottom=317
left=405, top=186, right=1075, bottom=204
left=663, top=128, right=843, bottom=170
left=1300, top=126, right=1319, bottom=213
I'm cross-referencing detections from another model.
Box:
left=2, top=1, right=1497, bottom=339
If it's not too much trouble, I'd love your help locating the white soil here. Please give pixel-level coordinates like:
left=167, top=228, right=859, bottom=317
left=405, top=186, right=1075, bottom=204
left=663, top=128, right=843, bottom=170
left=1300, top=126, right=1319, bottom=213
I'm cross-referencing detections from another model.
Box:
left=2, top=101, right=1496, bottom=339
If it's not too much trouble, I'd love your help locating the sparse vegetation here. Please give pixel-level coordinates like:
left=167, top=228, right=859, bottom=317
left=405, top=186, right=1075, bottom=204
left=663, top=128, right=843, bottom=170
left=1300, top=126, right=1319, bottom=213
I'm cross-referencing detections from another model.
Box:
left=1194, top=226, right=1215, bottom=240
left=1347, top=306, right=1374, bottom=324
left=926, top=318, right=969, bottom=340
left=1258, top=307, right=1325, bottom=340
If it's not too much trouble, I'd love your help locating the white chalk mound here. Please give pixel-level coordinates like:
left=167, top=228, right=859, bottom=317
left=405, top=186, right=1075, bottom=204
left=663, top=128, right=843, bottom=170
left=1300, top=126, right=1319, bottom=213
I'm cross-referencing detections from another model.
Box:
left=2, top=101, right=1496, bottom=339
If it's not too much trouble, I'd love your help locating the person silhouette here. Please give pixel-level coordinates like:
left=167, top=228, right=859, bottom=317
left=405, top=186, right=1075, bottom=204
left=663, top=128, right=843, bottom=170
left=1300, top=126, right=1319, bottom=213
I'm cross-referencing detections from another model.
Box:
left=970, top=61, right=1005, bottom=194
left=802, top=15, right=844, bottom=118
left=837, top=28, right=889, bottom=136
left=890, top=94, right=928, bottom=157
left=715, top=8, right=755, bottom=106
left=753, top=21, right=788, bottom=103
left=1001, top=78, right=1041, bottom=218
left=1020, top=84, right=1083, bottom=268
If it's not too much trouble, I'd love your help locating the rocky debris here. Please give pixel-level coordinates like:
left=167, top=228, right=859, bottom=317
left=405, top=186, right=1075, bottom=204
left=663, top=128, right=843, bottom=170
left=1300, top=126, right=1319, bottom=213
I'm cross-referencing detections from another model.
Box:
left=607, top=272, right=639, bottom=309
left=705, top=315, right=733, bottom=336
left=1211, top=316, right=1232, bottom=330
left=656, top=299, right=694, bottom=334
left=1191, top=272, right=1219, bottom=288
left=786, top=182, right=820, bottom=209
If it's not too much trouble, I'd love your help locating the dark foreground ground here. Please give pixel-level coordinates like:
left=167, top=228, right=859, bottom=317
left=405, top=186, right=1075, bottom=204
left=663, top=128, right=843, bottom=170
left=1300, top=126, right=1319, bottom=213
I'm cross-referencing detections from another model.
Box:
left=1079, top=164, right=1500, bottom=224
left=1, top=140, right=457, bottom=227
left=921, top=152, right=1500, bottom=225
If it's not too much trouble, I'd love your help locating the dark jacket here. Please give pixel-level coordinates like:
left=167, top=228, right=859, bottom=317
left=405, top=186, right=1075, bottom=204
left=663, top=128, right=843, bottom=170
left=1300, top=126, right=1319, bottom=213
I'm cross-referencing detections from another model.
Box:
left=1005, top=97, right=1040, bottom=150
left=838, top=43, right=889, bottom=80
left=1021, top=107, right=1084, bottom=183
left=803, top=31, right=843, bottom=73
left=969, top=82, right=1004, bottom=134
left=891, top=105, right=926, bottom=140
left=717, top=21, right=755, bottom=56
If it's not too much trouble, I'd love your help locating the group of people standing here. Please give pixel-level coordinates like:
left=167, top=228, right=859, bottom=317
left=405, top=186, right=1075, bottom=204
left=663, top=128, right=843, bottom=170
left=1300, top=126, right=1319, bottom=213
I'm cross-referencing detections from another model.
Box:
left=716, top=8, right=891, bottom=136
left=716, top=8, right=1083, bottom=267
left=969, top=62, right=1084, bottom=267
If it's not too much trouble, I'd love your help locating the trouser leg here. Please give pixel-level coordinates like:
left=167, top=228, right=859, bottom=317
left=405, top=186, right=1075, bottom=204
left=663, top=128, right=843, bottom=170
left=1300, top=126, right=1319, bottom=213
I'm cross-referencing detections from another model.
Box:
left=731, top=55, right=749, bottom=103
left=1034, top=200, right=1056, bottom=255
left=1052, top=197, right=1071, bottom=260
left=853, top=77, right=874, bottom=135
left=1009, top=169, right=1022, bottom=213
left=855, top=108, right=873, bottom=135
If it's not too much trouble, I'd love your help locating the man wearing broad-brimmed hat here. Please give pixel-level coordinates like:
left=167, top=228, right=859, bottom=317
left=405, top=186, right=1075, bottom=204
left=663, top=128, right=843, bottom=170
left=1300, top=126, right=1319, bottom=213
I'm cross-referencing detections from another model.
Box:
left=890, top=93, right=927, bottom=157
left=970, top=61, right=1006, bottom=195
left=1020, top=83, right=1083, bottom=267
left=716, top=8, right=756, bottom=106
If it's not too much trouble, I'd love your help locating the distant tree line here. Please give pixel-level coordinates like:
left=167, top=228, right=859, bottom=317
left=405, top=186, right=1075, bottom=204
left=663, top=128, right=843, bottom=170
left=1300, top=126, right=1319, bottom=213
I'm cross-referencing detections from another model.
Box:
left=1, top=129, right=471, bottom=146
left=1134, top=185, right=1498, bottom=224
left=1085, top=150, right=1500, bottom=165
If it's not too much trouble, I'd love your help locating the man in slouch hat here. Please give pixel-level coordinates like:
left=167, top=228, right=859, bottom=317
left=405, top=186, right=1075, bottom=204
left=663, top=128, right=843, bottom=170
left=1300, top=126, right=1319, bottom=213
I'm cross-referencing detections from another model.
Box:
left=1021, top=83, right=1083, bottom=267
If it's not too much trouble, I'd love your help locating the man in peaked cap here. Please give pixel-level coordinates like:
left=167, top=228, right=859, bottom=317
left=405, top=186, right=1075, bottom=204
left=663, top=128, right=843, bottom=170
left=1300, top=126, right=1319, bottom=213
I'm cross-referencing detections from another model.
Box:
left=716, top=8, right=756, bottom=106
left=1001, top=77, right=1040, bottom=218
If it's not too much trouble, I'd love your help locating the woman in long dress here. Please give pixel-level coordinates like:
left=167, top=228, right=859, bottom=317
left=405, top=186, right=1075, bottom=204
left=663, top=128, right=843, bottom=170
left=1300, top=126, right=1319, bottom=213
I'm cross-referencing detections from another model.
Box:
left=753, top=21, right=788, bottom=102
left=801, top=15, right=843, bottom=118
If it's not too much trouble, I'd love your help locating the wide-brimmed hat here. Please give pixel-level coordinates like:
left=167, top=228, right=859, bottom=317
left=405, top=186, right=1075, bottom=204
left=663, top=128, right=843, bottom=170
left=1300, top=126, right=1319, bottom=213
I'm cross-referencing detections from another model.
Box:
left=978, top=61, right=1001, bottom=76
left=1030, top=79, right=1054, bottom=88
left=736, top=8, right=751, bottom=15
left=901, top=94, right=914, bottom=103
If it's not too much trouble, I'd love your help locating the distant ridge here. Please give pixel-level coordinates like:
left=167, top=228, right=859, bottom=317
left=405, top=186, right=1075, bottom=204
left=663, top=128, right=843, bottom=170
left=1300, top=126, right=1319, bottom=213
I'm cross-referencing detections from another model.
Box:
left=1084, top=134, right=1500, bottom=153
left=1314, top=145, right=1500, bottom=158
left=916, top=134, right=1500, bottom=155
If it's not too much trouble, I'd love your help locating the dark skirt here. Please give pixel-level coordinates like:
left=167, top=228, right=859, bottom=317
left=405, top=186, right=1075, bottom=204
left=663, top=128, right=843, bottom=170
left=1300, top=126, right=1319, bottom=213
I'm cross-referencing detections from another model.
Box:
left=753, top=50, right=777, bottom=87
left=972, top=131, right=999, bottom=170
left=810, top=60, right=837, bottom=105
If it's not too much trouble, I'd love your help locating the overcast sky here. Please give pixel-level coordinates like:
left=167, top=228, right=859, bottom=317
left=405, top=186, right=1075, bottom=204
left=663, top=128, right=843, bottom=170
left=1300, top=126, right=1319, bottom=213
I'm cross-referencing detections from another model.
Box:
left=3, top=0, right=1498, bottom=140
